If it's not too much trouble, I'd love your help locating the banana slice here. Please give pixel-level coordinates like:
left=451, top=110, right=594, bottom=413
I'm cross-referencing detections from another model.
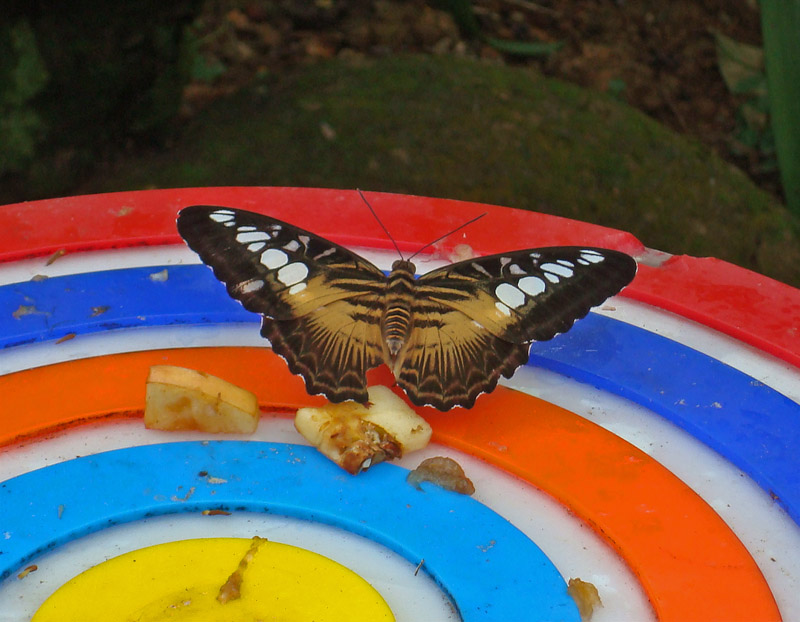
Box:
left=295, top=385, right=432, bottom=474
left=144, top=365, right=260, bottom=434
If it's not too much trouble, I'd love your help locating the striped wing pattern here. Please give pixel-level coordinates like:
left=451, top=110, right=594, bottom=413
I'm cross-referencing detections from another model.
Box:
left=177, top=206, right=386, bottom=403
left=395, top=248, right=638, bottom=409
left=177, top=206, right=637, bottom=410
left=392, top=299, right=531, bottom=409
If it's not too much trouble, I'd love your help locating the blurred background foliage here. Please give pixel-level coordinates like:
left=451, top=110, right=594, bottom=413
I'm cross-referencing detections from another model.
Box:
left=0, top=0, right=797, bottom=286
left=1, top=1, right=203, bottom=198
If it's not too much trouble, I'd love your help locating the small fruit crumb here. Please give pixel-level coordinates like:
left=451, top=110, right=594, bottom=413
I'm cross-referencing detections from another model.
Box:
left=567, top=577, right=603, bottom=621
left=45, top=249, right=66, bottom=266
left=17, top=565, right=38, bottom=579
left=149, top=268, right=169, bottom=282
left=217, top=537, right=266, bottom=603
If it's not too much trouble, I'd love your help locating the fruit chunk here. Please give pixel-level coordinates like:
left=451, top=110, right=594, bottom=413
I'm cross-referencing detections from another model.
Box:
left=144, top=365, right=260, bottom=433
left=295, top=385, right=432, bottom=474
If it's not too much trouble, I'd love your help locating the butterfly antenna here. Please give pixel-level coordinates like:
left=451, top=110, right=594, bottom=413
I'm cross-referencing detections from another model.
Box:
left=357, top=189, right=404, bottom=260
left=407, top=212, right=487, bottom=262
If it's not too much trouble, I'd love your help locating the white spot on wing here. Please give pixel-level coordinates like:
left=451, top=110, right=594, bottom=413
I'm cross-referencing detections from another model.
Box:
left=495, top=283, right=526, bottom=308
left=314, top=247, right=337, bottom=260
left=541, top=262, right=574, bottom=278
left=508, top=263, right=525, bottom=276
left=247, top=242, right=266, bottom=252
left=261, top=248, right=289, bottom=269
left=557, top=259, right=575, bottom=268
left=210, top=210, right=234, bottom=223
left=237, top=225, right=256, bottom=232
left=289, top=282, right=307, bottom=295
left=238, top=279, right=265, bottom=293
left=580, top=250, right=605, bottom=264
left=236, top=231, right=271, bottom=244
left=471, top=262, right=493, bottom=278
left=284, top=240, right=301, bottom=252
left=543, top=272, right=560, bottom=283
left=518, top=276, right=546, bottom=296
left=277, top=262, right=309, bottom=286
left=495, top=301, right=511, bottom=317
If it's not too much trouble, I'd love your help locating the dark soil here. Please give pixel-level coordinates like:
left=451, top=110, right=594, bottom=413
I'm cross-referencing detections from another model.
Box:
left=186, top=0, right=776, bottom=197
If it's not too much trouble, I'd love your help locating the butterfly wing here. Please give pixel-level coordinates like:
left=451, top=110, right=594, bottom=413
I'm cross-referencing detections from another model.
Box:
left=177, top=205, right=388, bottom=403
left=392, top=302, right=531, bottom=410
left=394, top=247, right=637, bottom=409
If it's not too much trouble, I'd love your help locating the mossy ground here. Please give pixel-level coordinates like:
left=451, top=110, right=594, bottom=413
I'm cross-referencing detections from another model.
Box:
left=79, top=54, right=799, bottom=286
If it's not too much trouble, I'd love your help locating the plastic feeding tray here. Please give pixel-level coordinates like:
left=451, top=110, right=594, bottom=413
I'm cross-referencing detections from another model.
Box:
left=0, top=187, right=798, bottom=621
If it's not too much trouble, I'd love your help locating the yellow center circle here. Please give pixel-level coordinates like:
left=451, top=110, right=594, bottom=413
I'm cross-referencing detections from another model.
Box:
left=33, top=537, right=394, bottom=621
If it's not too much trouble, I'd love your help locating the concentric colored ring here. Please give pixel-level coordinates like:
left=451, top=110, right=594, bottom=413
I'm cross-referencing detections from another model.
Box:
left=2, top=265, right=798, bottom=527
left=1, top=441, right=579, bottom=621
left=1, top=188, right=797, bottom=622
left=33, top=538, right=394, bottom=621
left=0, top=347, right=781, bottom=621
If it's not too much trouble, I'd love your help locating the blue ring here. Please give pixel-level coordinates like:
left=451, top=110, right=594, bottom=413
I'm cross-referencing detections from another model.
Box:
left=0, top=441, right=579, bottom=621
left=2, top=266, right=799, bottom=524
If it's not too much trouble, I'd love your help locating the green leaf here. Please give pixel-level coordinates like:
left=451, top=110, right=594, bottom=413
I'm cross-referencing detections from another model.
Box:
left=761, top=0, right=800, bottom=215
left=2, top=20, right=49, bottom=106
left=191, top=53, right=226, bottom=83
left=0, top=19, right=49, bottom=174
left=607, top=78, right=627, bottom=99
left=713, top=29, right=765, bottom=96
left=485, top=37, right=564, bottom=58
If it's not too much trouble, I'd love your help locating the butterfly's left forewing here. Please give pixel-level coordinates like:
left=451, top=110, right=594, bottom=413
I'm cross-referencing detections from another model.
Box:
left=177, top=205, right=388, bottom=403
left=394, top=246, right=637, bottom=409
left=177, top=206, right=387, bottom=319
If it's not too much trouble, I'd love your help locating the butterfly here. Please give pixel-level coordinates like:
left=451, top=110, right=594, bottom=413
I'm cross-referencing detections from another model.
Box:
left=177, top=204, right=637, bottom=410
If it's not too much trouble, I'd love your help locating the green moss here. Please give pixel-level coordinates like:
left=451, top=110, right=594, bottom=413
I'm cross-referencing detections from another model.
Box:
left=79, top=54, right=799, bottom=286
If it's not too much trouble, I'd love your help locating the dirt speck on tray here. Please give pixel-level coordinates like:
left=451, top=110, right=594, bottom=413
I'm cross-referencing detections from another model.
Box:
left=407, top=456, right=475, bottom=495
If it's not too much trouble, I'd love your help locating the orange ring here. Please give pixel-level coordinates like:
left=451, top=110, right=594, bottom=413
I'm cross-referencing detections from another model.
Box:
left=0, top=347, right=780, bottom=622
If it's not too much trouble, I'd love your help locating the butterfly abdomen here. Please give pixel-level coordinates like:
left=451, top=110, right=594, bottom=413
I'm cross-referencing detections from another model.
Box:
left=381, top=260, right=417, bottom=361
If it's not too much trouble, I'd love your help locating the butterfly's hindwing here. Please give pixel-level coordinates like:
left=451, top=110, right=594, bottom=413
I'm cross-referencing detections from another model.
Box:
left=393, top=300, right=531, bottom=409
left=260, top=296, right=385, bottom=404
